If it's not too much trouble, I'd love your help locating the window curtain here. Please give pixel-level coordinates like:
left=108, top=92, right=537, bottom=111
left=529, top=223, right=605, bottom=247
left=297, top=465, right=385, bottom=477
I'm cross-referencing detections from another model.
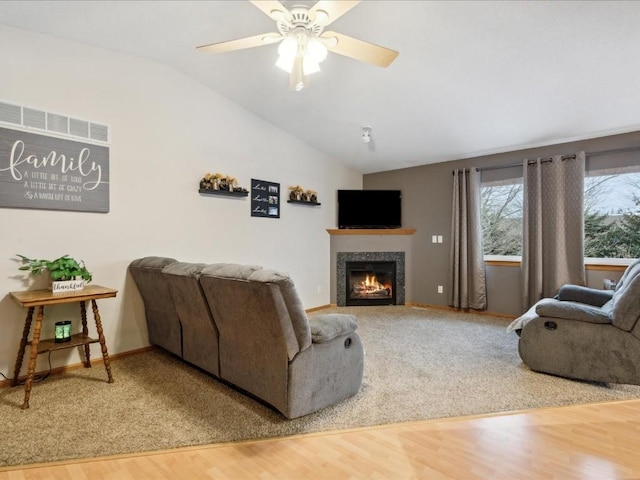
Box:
left=522, top=152, right=586, bottom=309
left=449, top=168, right=487, bottom=310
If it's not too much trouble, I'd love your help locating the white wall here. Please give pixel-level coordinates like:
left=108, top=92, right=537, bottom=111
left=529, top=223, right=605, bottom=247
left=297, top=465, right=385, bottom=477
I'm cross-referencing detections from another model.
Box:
left=0, top=25, right=362, bottom=377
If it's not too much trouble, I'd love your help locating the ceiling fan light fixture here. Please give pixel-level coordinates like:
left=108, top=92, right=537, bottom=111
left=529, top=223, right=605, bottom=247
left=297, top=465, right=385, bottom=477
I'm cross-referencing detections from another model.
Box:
left=276, top=31, right=326, bottom=80
left=199, top=1, right=399, bottom=92
left=277, top=36, right=298, bottom=69
left=306, top=37, right=328, bottom=64
left=302, top=57, right=321, bottom=75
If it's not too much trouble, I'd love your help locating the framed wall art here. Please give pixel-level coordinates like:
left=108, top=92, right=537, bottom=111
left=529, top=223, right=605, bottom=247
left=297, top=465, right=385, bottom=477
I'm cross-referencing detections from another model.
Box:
left=251, top=178, right=280, bottom=218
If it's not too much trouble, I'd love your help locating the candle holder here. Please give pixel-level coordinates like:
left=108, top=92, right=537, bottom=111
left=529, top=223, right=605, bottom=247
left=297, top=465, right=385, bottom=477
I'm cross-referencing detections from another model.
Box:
left=55, top=321, right=72, bottom=343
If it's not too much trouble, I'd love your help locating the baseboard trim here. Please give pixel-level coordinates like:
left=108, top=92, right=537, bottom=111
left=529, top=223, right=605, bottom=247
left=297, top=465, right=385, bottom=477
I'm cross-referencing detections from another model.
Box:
left=0, top=346, right=156, bottom=389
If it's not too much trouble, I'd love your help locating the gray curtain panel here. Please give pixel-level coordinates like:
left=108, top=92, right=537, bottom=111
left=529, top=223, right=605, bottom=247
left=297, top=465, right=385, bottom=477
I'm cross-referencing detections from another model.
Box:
left=449, top=168, right=487, bottom=310
left=522, top=152, right=586, bottom=310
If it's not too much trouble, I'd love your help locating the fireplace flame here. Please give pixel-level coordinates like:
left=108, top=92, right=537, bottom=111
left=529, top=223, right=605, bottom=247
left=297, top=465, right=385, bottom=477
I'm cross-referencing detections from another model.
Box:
left=353, top=274, right=392, bottom=297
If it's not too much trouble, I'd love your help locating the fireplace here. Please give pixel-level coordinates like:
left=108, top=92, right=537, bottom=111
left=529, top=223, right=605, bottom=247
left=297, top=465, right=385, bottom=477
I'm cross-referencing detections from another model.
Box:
left=336, top=252, right=405, bottom=306
left=346, top=261, right=396, bottom=306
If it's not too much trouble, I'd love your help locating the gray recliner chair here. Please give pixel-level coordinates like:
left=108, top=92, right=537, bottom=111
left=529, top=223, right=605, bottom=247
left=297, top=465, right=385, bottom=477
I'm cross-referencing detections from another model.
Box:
left=508, top=259, right=640, bottom=384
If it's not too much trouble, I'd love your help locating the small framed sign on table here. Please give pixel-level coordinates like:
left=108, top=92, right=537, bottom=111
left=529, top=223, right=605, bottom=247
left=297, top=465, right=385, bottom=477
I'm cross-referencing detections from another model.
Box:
left=251, top=178, right=280, bottom=218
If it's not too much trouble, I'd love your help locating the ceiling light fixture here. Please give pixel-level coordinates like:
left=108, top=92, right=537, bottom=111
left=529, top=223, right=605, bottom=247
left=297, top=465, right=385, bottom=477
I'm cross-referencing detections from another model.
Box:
left=362, top=126, right=372, bottom=143
left=276, top=28, right=329, bottom=92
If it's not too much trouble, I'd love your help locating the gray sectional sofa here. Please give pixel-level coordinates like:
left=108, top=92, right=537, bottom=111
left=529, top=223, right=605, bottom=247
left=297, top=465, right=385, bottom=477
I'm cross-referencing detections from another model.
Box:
left=128, top=257, right=364, bottom=419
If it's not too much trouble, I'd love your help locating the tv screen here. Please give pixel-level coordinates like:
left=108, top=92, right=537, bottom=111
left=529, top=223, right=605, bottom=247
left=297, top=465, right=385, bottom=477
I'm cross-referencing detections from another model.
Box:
left=337, top=190, right=402, bottom=229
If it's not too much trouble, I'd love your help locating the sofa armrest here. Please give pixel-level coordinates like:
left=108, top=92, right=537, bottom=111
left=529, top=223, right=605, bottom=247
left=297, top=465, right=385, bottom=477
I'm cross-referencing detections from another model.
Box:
left=557, top=284, right=613, bottom=307
left=309, top=314, right=358, bottom=344
left=535, top=298, right=612, bottom=324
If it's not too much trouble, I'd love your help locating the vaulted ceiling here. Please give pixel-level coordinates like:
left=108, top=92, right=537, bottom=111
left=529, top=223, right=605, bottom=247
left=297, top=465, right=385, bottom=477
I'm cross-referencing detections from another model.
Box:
left=1, top=1, right=640, bottom=173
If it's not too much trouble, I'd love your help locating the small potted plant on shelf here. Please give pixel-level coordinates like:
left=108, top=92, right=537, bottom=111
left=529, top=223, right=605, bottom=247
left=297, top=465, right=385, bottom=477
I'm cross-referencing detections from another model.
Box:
left=306, top=190, right=318, bottom=203
left=200, top=172, right=221, bottom=190
left=226, top=176, right=237, bottom=192
left=17, top=254, right=92, bottom=293
left=289, top=185, right=304, bottom=201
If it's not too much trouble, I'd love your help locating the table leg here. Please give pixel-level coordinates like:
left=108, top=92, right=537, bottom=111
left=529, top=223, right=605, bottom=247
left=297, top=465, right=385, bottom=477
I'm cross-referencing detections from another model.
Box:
left=80, top=301, right=91, bottom=368
left=21, top=305, right=44, bottom=409
left=11, top=307, right=34, bottom=387
left=91, top=299, right=114, bottom=384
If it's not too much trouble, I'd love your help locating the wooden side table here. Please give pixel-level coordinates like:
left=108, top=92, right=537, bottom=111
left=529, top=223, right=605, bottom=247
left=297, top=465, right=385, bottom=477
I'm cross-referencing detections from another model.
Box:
left=9, top=285, right=117, bottom=409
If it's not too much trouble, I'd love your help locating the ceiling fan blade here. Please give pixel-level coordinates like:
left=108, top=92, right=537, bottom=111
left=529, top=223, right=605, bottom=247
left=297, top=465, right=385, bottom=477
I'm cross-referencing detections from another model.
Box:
left=196, top=33, right=282, bottom=54
left=249, top=0, right=291, bottom=22
left=322, top=31, right=398, bottom=68
left=309, top=1, right=360, bottom=26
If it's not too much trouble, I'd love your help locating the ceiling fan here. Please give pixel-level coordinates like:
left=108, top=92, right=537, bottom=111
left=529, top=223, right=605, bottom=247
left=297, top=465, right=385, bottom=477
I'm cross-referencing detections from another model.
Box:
left=196, top=0, right=399, bottom=91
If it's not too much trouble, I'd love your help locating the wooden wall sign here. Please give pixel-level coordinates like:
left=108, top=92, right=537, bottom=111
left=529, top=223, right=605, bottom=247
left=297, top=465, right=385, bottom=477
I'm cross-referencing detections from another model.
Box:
left=0, top=126, right=110, bottom=213
left=251, top=178, right=280, bottom=218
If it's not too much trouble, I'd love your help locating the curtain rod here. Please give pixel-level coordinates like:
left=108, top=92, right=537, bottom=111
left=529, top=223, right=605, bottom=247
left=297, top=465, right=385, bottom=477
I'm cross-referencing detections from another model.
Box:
left=461, top=145, right=640, bottom=173
left=477, top=155, right=573, bottom=172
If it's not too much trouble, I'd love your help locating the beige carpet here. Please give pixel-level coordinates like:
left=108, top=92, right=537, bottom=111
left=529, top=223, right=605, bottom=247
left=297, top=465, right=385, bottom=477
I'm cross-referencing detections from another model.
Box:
left=2, top=306, right=640, bottom=467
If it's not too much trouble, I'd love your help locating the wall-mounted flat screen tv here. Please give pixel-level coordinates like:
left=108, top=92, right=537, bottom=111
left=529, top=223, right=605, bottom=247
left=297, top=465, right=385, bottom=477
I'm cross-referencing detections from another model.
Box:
left=337, top=190, right=402, bottom=229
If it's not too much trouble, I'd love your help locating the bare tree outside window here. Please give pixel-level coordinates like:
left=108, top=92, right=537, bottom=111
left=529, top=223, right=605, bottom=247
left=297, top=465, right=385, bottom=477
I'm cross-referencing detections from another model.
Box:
left=584, top=173, right=640, bottom=258
left=481, top=182, right=522, bottom=255
left=481, top=171, right=640, bottom=259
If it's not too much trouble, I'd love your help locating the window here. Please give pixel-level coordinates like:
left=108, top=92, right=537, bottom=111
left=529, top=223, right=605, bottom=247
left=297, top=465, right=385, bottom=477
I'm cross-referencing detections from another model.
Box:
left=584, top=170, right=640, bottom=259
left=480, top=170, right=640, bottom=260
left=481, top=180, right=522, bottom=256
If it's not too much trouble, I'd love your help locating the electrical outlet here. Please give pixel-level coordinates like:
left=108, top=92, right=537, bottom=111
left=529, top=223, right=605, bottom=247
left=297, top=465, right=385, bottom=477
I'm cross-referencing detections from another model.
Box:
left=437, top=235, right=443, bottom=243
left=317, top=285, right=322, bottom=294
left=437, top=285, right=444, bottom=294
left=432, top=235, right=438, bottom=243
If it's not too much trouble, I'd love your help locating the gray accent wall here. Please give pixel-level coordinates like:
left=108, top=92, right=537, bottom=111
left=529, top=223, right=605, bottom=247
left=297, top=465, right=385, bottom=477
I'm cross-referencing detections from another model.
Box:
left=364, top=130, right=640, bottom=316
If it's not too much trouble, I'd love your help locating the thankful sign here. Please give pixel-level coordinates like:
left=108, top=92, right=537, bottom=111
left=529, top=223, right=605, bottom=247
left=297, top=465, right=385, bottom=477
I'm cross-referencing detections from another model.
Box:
left=0, top=126, right=109, bottom=213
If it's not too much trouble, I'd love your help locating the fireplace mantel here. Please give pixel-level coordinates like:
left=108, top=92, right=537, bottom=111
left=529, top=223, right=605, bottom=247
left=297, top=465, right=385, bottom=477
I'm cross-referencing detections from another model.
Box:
left=326, top=228, right=416, bottom=236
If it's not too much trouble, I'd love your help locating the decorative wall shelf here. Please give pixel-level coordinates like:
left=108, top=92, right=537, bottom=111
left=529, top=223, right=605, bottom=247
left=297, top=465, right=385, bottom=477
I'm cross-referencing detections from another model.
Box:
left=326, top=228, right=416, bottom=236
left=287, top=200, right=321, bottom=206
left=199, top=188, right=248, bottom=198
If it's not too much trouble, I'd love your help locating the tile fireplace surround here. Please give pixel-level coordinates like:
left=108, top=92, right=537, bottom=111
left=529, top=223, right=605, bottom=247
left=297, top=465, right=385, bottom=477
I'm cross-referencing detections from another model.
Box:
left=337, top=251, right=405, bottom=307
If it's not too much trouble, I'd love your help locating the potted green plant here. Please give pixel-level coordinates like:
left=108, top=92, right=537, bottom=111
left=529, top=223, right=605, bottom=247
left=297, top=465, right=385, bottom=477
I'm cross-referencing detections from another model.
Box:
left=17, top=254, right=92, bottom=293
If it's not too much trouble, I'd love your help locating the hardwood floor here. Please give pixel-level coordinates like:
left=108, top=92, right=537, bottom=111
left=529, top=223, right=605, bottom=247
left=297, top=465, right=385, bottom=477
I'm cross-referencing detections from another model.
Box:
left=2, top=399, right=640, bottom=479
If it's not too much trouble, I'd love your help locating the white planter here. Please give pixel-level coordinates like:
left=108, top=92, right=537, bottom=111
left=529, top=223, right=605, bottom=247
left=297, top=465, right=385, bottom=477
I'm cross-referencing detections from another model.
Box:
left=52, top=279, right=85, bottom=294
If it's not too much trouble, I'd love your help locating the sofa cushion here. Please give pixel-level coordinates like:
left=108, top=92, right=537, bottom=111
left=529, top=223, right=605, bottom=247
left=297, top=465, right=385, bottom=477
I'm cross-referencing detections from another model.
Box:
left=129, top=256, right=177, bottom=269
left=249, top=268, right=312, bottom=352
left=248, top=268, right=292, bottom=285
left=309, top=314, right=358, bottom=343
left=534, top=298, right=612, bottom=324
left=200, top=263, right=262, bottom=280
left=611, top=271, right=640, bottom=332
left=556, top=284, right=613, bottom=307
left=162, top=262, right=207, bottom=277
left=614, top=258, right=640, bottom=292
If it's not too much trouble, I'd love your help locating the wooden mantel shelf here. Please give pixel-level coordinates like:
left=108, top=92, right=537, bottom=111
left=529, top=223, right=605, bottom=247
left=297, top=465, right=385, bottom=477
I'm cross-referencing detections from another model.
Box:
left=326, top=228, right=416, bottom=236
